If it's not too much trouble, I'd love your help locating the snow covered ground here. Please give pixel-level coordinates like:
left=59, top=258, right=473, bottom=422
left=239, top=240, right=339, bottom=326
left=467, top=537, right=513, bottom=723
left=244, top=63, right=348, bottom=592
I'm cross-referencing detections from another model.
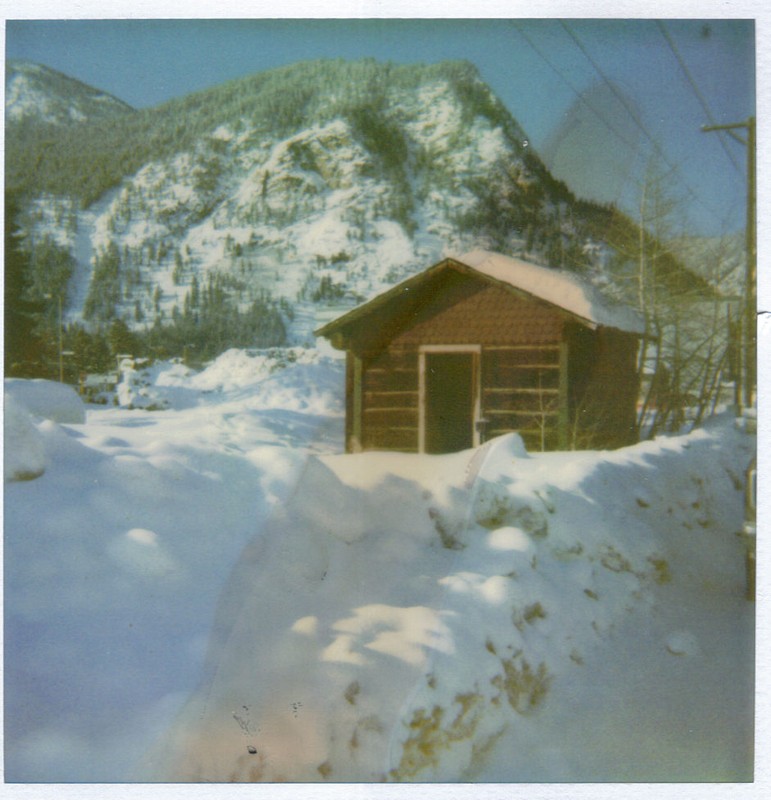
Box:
left=3, top=348, right=759, bottom=791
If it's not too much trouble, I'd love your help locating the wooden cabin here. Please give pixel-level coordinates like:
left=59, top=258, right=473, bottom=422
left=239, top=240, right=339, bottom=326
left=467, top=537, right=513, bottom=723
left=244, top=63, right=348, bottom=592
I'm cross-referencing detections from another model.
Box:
left=316, top=250, right=645, bottom=454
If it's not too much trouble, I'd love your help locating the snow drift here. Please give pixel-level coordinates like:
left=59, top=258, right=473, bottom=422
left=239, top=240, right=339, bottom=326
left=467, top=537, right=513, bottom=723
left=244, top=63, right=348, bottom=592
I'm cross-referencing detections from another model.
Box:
left=150, top=419, right=754, bottom=783
left=5, top=377, right=86, bottom=424
left=3, top=353, right=754, bottom=783
left=3, top=394, right=48, bottom=481
left=2, top=350, right=344, bottom=782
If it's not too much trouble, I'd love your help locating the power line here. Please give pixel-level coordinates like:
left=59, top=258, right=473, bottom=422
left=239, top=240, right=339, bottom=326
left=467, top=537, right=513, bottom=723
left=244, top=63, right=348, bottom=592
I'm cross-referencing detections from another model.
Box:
left=556, top=20, right=735, bottom=230
left=511, top=21, right=643, bottom=159
left=559, top=21, right=673, bottom=169
left=656, top=21, right=743, bottom=175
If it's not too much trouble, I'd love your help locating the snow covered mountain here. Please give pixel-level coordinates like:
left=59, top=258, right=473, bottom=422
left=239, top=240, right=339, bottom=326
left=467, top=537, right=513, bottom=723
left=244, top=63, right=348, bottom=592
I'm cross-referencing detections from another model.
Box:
left=7, top=58, right=646, bottom=347
left=5, top=59, right=133, bottom=127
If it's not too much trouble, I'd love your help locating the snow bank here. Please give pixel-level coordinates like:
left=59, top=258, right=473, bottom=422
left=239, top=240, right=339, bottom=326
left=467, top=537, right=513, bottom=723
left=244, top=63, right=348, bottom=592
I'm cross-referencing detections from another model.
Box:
left=3, top=350, right=344, bottom=782
left=152, top=417, right=753, bottom=783
left=3, top=349, right=754, bottom=784
left=5, top=377, right=86, bottom=423
left=4, top=394, right=47, bottom=481
left=185, top=348, right=345, bottom=418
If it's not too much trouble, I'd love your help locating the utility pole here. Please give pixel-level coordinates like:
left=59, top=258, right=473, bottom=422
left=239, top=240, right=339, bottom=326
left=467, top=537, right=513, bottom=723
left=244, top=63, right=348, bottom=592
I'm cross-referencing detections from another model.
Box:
left=702, top=117, right=756, bottom=411
left=58, top=293, right=64, bottom=383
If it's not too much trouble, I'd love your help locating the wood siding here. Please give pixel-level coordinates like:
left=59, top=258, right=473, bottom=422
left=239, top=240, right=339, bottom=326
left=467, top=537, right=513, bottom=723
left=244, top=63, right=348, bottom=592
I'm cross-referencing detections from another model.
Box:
left=568, top=329, right=640, bottom=448
left=361, top=346, right=420, bottom=452
left=481, top=345, right=562, bottom=450
left=340, top=269, right=640, bottom=454
left=390, top=277, right=564, bottom=347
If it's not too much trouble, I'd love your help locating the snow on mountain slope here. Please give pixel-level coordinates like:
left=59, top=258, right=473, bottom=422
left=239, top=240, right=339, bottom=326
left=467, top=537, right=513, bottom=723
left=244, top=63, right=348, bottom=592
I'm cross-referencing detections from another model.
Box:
left=64, top=95, right=500, bottom=338
left=13, top=63, right=550, bottom=344
left=5, top=59, right=133, bottom=126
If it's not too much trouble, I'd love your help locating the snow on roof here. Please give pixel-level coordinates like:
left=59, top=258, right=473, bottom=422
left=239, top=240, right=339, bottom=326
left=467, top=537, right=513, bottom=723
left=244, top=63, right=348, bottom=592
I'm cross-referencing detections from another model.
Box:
left=455, top=249, right=645, bottom=334
left=316, top=249, right=645, bottom=339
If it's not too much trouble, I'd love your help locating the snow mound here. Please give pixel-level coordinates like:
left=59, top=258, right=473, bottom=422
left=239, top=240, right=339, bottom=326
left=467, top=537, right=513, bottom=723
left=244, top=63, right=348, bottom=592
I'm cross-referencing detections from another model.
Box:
left=4, top=394, right=47, bottom=481
left=3, top=348, right=345, bottom=782
left=186, top=348, right=283, bottom=393
left=100, top=349, right=344, bottom=415
left=5, top=377, right=86, bottom=424
left=152, top=419, right=752, bottom=783
left=186, top=348, right=344, bottom=415
left=187, top=348, right=336, bottom=394
left=3, top=347, right=754, bottom=784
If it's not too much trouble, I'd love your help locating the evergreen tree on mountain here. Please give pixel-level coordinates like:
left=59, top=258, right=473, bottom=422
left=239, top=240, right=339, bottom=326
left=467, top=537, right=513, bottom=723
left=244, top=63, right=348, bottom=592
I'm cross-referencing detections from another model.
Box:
left=4, top=191, right=45, bottom=376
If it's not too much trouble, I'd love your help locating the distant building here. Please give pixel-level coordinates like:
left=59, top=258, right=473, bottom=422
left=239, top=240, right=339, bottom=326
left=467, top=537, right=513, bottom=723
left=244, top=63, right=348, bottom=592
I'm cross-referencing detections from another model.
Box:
left=316, top=250, right=645, bottom=453
left=80, top=372, right=119, bottom=403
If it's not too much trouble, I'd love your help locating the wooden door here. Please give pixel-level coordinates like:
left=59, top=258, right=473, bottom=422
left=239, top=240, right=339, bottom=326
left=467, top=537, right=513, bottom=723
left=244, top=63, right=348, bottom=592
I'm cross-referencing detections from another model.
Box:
left=423, top=351, right=477, bottom=453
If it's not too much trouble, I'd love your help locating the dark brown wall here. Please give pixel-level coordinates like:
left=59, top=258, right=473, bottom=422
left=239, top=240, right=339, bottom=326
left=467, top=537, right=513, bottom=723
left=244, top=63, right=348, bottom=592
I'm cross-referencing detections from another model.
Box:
left=343, top=271, right=639, bottom=453
left=361, top=345, right=419, bottom=451
left=390, top=275, right=565, bottom=347
left=570, top=329, right=640, bottom=448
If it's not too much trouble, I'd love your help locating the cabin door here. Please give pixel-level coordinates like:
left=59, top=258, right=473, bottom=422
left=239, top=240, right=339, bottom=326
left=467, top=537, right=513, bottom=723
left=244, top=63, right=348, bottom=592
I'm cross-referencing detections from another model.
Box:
left=420, top=346, right=481, bottom=454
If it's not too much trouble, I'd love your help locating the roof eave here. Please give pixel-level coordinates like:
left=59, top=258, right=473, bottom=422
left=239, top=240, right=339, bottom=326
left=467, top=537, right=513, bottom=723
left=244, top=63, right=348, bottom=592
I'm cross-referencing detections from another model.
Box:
left=313, top=257, right=456, bottom=339
left=315, top=255, right=645, bottom=342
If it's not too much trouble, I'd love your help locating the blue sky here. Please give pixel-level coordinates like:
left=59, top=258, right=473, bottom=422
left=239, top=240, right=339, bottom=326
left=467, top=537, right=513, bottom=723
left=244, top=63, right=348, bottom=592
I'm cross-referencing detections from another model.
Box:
left=5, top=17, right=756, bottom=237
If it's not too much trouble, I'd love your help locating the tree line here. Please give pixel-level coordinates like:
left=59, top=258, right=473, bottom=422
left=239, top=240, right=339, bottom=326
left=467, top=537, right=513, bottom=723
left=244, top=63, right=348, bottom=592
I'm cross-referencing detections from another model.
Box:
left=5, top=191, right=287, bottom=382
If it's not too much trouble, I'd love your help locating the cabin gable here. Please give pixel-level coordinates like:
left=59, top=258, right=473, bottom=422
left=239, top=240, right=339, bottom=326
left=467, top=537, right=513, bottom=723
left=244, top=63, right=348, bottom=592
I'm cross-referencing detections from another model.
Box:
left=322, top=254, right=642, bottom=454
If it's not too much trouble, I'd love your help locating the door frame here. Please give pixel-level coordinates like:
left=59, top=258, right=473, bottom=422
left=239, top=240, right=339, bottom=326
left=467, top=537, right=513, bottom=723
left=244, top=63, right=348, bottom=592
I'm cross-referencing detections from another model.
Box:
left=418, top=344, right=482, bottom=453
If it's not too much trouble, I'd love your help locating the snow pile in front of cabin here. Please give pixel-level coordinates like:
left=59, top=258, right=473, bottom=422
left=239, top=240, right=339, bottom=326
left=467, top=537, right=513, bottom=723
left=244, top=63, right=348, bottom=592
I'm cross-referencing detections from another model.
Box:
left=151, top=416, right=754, bottom=783
left=2, top=350, right=344, bottom=782
left=3, top=352, right=755, bottom=785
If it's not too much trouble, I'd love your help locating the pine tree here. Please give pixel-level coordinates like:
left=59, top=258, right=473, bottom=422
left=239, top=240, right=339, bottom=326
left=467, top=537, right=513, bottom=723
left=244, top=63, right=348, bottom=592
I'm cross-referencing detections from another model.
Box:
left=4, top=192, right=45, bottom=376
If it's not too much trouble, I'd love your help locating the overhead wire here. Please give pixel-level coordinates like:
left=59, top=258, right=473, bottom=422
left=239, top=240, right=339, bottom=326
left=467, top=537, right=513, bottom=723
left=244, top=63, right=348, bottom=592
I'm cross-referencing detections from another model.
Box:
left=511, top=21, right=644, bottom=159
left=656, top=20, right=743, bottom=175
left=553, top=20, right=737, bottom=231
left=558, top=21, right=680, bottom=173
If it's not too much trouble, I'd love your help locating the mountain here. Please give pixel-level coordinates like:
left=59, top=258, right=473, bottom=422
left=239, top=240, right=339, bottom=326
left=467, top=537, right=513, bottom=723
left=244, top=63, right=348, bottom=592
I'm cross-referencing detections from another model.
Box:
left=5, top=58, right=709, bottom=354
left=5, top=59, right=134, bottom=128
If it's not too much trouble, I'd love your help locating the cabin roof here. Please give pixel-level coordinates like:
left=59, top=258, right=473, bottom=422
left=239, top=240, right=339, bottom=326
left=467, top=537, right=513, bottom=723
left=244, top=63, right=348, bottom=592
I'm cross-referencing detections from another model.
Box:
left=316, top=250, right=645, bottom=342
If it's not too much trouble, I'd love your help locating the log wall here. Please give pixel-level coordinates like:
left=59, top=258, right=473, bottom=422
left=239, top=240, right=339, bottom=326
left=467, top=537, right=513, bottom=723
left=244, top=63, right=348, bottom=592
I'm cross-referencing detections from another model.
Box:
left=342, top=272, right=639, bottom=454
left=361, top=345, right=420, bottom=452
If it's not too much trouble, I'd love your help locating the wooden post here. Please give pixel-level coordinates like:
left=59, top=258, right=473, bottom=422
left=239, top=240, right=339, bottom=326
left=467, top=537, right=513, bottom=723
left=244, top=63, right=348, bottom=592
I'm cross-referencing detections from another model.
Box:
left=702, top=117, right=756, bottom=411
left=558, top=341, right=570, bottom=449
left=352, top=353, right=363, bottom=452
left=745, top=116, right=756, bottom=410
